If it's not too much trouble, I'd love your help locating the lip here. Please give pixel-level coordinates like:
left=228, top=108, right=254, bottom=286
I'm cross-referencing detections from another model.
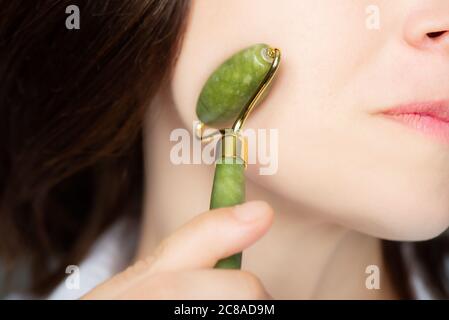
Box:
left=380, top=100, right=449, bottom=144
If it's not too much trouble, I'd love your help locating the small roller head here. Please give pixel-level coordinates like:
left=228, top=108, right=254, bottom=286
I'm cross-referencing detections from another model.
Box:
left=196, top=44, right=275, bottom=127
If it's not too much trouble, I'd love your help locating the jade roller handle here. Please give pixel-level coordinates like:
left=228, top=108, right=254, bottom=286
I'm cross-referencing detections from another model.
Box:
left=209, top=132, right=246, bottom=268
left=210, top=158, right=245, bottom=269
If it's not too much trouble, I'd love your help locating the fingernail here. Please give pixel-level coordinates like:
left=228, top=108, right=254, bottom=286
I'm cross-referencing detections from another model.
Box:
left=233, top=201, right=270, bottom=222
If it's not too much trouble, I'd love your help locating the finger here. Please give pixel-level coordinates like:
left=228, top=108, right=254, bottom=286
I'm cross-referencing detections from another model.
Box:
left=82, top=200, right=274, bottom=300
left=93, top=270, right=272, bottom=300
left=149, top=200, right=274, bottom=272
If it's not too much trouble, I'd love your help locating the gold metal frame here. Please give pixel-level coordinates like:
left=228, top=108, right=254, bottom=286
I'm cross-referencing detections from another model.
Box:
left=195, top=47, right=281, bottom=167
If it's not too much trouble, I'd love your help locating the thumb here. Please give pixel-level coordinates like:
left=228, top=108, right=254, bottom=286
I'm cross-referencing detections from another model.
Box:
left=148, top=200, right=274, bottom=273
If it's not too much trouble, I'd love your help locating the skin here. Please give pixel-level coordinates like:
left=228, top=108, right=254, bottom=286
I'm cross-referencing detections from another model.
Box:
left=84, top=0, right=449, bottom=299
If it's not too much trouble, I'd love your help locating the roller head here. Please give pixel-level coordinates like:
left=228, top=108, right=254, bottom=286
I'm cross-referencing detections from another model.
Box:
left=196, top=43, right=275, bottom=127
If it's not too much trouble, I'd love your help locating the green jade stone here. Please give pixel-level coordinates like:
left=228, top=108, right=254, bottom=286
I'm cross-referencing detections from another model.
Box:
left=196, top=43, right=273, bottom=127
left=210, top=158, right=245, bottom=269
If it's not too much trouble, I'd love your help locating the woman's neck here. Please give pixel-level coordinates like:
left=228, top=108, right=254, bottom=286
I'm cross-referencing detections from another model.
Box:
left=135, top=90, right=399, bottom=299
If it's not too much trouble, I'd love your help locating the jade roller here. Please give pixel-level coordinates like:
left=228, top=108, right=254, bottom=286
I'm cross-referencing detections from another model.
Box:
left=195, top=44, right=281, bottom=269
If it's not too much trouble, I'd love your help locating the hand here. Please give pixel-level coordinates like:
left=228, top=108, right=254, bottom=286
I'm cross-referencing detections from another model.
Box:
left=82, top=200, right=274, bottom=299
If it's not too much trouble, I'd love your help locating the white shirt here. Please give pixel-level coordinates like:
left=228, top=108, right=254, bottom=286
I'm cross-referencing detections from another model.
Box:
left=7, top=218, right=137, bottom=300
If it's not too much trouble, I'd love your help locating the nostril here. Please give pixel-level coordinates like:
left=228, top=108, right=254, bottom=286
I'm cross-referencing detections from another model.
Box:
left=427, top=31, right=447, bottom=39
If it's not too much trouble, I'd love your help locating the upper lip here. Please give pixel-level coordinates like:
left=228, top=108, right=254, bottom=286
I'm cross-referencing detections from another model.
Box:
left=380, top=100, right=449, bottom=122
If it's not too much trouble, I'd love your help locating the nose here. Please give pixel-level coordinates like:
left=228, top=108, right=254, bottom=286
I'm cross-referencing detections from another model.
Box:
left=403, top=9, right=449, bottom=53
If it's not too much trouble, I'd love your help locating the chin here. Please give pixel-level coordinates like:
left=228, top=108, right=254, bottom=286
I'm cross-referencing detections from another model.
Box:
left=357, top=193, right=449, bottom=242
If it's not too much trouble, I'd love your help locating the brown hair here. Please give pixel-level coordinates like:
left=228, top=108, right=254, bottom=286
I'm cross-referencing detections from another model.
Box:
left=0, top=0, right=190, bottom=295
left=383, top=237, right=449, bottom=299
left=0, top=0, right=447, bottom=299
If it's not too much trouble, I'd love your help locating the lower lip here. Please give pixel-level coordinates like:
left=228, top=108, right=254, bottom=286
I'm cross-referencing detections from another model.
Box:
left=382, top=112, right=449, bottom=144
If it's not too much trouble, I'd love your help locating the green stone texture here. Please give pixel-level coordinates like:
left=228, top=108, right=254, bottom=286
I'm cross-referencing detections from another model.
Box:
left=210, top=158, right=245, bottom=269
left=196, top=43, right=272, bottom=127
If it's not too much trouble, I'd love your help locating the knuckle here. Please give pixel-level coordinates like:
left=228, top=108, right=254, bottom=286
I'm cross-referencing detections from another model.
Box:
left=119, top=261, right=148, bottom=282
left=116, top=256, right=157, bottom=284
left=154, top=237, right=170, bottom=258
left=240, top=272, right=268, bottom=299
left=149, top=240, right=170, bottom=268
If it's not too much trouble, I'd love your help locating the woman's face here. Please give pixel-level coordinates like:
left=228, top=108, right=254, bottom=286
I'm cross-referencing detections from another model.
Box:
left=171, top=0, right=449, bottom=241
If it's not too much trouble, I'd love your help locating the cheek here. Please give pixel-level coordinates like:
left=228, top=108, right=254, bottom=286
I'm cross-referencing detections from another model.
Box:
left=247, top=110, right=449, bottom=241
left=171, top=0, right=373, bottom=130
